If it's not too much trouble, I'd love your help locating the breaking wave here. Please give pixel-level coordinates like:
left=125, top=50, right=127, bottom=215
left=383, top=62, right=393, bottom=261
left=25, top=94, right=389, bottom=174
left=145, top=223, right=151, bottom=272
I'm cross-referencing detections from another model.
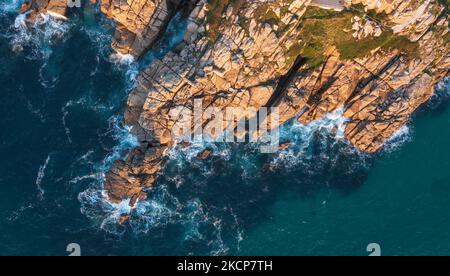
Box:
left=77, top=116, right=138, bottom=233
left=0, top=0, right=24, bottom=14
left=381, top=125, right=412, bottom=154
left=380, top=77, right=450, bottom=154
left=271, top=106, right=356, bottom=170
left=35, top=154, right=51, bottom=200
left=427, top=77, right=450, bottom=108
left=9, top=12, right=73, bottom=60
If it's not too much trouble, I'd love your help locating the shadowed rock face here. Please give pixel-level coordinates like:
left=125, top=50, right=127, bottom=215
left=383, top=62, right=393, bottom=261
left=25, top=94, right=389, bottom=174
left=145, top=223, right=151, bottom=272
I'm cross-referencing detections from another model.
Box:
left=19, top=1, right=449, bottom=209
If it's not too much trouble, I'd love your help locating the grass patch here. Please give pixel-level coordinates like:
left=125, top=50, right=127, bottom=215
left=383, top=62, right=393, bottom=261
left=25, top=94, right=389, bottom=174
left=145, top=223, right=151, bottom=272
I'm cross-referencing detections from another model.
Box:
left=205, top=0, right=250, bottom=42
left=443, top=32, right=450, bottom=43
left=337, top=31, right=420, bottom=60
left=303, top=6, right=340, bottom=19
left=205, top=0, right=232, bottom=42
left=350, top=3, right=389, bottom=22
left=254, top=4, right=280, bottom=25
left=287, top=6, right=419, bottom=69
left=287, top=7, right=353, bottom=68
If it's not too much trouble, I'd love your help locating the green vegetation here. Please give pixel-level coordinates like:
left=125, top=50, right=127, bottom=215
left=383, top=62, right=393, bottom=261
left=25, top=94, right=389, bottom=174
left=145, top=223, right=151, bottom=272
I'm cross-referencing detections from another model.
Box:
left=254, top=4, right=279, bottom=25
left=205, top=2, right=421, bottom=68
left=438, top=0, right=450, bottom=7
left=205, top=0, right=248, bottom=42
left=437, top=0, right=449, bottom=15
left=303, top=6, right=341, bottom=19
left=337, top=31, right=420, bottom=60
left=350, top=3, right=389, bottom=23
left=443, top=32, right=450, bottom=43
left=286, top=7, right=350, bottom=68
left=286, top=6, right=419, bottom=69
left=205, top=0, right=232, bottom=42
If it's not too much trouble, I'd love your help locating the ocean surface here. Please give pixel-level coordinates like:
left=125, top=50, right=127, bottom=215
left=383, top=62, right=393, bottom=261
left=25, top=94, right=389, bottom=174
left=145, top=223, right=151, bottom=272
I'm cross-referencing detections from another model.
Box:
left=0, top=2, right=449, bottom=256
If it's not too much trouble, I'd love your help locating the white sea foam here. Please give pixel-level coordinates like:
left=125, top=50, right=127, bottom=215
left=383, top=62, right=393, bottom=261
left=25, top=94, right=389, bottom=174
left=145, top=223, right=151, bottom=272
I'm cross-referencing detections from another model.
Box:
left=109, top=53, right=135, bottom=65
left=61, top=101, right=73, bottom=143
left=69, top=173, right=102, bottom=185
left=25, top=99, right=45, bottom=122
left=0, top=0, right=24, bottom=14
left=108, top=53, right=139, bottom=88
left=209, top=218, right=229, bottom=256
left=83, top=25, right=114, bottom=57
left=435, top=77, right=450, bottom=97
left=6, top=203, right=34, bottom=222
left=229, top=207, right=243, bottom=251
left=79, top=183, right=180, bottom=235
left=14, top=12, right=27, bottom=29
left=79, top=188, right=129, bottom=235
left=77, top=116, right=141, bottom=234
left=128, top=186, right=181, bottom=234
left=163, top=106, right=355, bottom=184
left=46, top=11, right=68, bottom=21
left=270, top=106, right=353, bottom=170
left=38, top=60, right=60, bottom=88
left=35, top=154, right=51, bottom=200
left=294, top=105, right=349, bottom=141
left=382, top=125, right=411, bottom=153
left=10, top=12, right=72, bottom=59
left=99, top=116, right=139, bottom=171
left=76, top=150, right=94, bottom=164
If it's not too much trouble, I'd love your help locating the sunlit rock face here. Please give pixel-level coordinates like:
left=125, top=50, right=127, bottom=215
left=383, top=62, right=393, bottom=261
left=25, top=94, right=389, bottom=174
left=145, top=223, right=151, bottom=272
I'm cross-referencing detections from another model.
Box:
left=20, top=0, right=68, bottom=21
left=100, top=0, right=197, bottom=58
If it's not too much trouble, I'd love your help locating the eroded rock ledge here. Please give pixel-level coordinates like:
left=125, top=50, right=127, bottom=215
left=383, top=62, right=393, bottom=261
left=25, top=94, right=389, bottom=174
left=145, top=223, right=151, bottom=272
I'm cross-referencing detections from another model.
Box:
left=19, top=0, right=450, bottom=212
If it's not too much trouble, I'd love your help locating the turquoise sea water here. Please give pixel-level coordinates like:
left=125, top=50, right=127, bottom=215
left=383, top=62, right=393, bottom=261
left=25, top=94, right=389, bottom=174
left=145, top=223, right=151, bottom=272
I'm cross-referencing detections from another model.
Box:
left=241, top=90, right=450, bottom=255
left=0, top=2, right=449, bottom=256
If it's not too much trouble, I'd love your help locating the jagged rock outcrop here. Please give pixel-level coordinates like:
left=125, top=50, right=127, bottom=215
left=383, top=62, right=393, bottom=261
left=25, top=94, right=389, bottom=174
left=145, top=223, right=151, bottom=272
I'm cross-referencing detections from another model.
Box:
left=20, top=0, right=68, bottom=21
left=106, top=0, right=315, bottom=204
left=345, top=0, right=443, bottom=41
left=104, top=0, right=449, bottom=207
left=100, top=0, right=197, bottom=58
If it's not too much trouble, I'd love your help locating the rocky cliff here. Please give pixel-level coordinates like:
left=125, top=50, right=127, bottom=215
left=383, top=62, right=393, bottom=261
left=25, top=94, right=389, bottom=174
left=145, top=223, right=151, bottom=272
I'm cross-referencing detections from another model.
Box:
left=20, top=0, right=68, bottom=21
left=99, top=0, right=198, bottom=58
left=19, top=0, right=450, bottom=214
left=105, top=0, right=449, bottom=210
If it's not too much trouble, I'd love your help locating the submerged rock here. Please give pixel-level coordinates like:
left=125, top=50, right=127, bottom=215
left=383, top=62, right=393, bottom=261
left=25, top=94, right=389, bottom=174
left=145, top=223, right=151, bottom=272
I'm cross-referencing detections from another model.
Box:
left=278, top=142, right=292, bottom=151
left=118, top=214, right=131, bottom=225
left=197, top=148, right=213, bottom=160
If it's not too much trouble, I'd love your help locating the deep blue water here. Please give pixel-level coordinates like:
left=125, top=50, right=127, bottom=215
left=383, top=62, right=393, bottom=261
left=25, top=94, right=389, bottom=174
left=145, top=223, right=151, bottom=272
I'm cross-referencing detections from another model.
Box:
left=0, top=1, right=449, bottom=256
